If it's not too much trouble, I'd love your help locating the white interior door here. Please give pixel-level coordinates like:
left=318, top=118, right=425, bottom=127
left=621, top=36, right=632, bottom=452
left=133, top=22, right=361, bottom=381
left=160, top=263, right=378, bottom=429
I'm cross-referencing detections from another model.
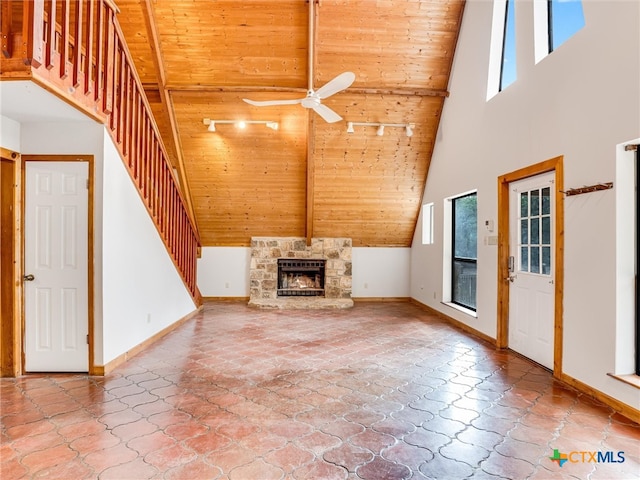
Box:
left=508, top=172, right=555, bottom=369
left=25, top=161, right=89, bottom=372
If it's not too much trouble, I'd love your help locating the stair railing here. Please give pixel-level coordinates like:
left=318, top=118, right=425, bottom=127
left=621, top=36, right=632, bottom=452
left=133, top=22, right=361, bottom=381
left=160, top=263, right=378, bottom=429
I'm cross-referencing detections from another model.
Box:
left=1, top=0, right=201, bottom=304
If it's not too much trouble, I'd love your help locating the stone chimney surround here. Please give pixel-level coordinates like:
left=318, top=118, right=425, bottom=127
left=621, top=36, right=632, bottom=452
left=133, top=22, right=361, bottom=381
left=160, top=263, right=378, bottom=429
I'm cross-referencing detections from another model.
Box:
left=249, top=237, right=354, bottom=309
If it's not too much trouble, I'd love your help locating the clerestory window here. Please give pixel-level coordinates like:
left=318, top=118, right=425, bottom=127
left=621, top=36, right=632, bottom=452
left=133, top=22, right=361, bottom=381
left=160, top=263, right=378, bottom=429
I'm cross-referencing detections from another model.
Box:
left=535, top=0, right=585, bottom=63
left=500, top=0, right=517, bottom=91
left=488, top=0, right=517, bottom=99
left=548, top=0, right=585, bottom=53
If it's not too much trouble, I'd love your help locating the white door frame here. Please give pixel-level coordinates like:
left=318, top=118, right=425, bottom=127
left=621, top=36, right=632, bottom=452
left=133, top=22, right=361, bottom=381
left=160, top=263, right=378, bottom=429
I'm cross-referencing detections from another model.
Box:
left=22, top=155, right=95, bottom=374
left=497, top=156, right=564, bottom=377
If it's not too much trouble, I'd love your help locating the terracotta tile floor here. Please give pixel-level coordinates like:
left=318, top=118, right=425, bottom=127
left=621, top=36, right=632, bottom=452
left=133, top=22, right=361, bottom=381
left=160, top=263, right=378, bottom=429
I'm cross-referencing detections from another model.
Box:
left=2, top=301, right=639, bottom=479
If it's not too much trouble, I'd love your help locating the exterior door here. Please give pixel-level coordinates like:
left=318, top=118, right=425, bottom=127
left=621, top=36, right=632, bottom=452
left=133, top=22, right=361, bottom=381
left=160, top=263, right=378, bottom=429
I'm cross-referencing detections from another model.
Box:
left=508, top=171, right=555, bottom=369
left=25, top=161, right=89, bottom=372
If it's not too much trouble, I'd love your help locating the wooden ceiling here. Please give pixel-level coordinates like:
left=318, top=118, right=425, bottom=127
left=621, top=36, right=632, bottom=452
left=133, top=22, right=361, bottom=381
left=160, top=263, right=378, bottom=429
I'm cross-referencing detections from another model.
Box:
left=116, top=0, right=465, bottom=247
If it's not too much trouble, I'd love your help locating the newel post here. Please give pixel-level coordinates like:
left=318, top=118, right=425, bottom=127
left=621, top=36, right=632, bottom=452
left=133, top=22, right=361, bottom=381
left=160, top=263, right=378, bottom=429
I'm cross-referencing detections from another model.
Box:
left=1, top=0, right=13, bottom=58
left=23, top=0, right=44, bottom=67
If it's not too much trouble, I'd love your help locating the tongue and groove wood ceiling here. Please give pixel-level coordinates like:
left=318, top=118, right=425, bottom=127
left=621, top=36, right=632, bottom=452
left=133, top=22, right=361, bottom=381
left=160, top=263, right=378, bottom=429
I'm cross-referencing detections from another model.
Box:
left=116, top=0, right=465, bottom=247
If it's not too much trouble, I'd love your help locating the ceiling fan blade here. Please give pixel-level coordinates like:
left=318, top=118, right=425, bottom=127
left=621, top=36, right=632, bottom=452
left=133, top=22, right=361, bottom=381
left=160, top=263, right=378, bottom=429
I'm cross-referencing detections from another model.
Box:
left=312, top=103, right=343, bottom=123
left=242, top=98, right=302, bottom=107
left=314, top=72, right=356, bottom=99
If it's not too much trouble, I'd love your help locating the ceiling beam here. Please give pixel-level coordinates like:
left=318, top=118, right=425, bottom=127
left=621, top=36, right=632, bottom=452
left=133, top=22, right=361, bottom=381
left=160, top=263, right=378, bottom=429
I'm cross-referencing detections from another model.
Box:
left=142, top=83, right=449, bottom=98
left=305, top=0, right=319, bottom=246
left=141, top=0, right=198, bottom=229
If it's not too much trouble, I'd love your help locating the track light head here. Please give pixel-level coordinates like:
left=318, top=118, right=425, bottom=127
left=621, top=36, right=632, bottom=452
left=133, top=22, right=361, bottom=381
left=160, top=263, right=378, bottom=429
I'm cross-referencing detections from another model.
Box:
left=208, top=121, right=216, bottom=132
left=346, top=122, right=355, bottom=133
left=405, top=124, right=413, bottom=137
left=376, top=125, right=385, bottom=136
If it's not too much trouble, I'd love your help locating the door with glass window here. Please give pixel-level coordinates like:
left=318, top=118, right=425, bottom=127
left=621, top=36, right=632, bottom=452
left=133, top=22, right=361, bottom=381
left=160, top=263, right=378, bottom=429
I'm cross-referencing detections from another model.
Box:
left=508, top=172, right=555, bottom=369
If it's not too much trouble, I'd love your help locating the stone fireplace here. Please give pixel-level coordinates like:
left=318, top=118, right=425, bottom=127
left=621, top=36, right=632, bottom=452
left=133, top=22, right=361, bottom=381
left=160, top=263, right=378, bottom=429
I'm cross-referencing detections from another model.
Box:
left=249, top=237, right=353, bottom=309
left=278, top=259, right=326, bottom=297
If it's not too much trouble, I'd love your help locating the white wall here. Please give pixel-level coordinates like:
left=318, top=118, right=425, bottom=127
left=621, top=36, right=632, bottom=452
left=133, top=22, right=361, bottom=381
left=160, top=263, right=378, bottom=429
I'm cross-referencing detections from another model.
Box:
left=352, top=248, right=410, bottom=298
left=101, top=134, right=195, bottom=364
left=197, top=246, right=411, bottom=298
left=411, top=0, right=640, bottom=409
left=0, top=115, right=20, bottom=151
left=198, top=247, right=251, bottom=297
left=20, top=121, right=196, bottom=366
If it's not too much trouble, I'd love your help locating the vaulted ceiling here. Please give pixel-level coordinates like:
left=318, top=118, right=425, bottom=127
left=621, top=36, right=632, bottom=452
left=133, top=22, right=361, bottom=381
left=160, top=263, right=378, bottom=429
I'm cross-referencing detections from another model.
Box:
left=116, top=0, right=465, bottom=247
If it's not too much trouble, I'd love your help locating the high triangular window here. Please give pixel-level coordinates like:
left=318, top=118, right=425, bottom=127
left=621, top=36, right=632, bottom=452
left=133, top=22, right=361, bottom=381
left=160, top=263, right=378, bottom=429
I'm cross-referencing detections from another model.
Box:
left=548, top=0, right=585, bottom=52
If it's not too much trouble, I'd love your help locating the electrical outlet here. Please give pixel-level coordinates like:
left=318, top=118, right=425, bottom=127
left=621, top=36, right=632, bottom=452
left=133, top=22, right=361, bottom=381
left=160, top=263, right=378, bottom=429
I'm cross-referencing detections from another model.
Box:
left=147, top=313, right=151, bottom=324
left=364, top=282, right=368, bottom=289
left=225, top=282, right=230, bottom=288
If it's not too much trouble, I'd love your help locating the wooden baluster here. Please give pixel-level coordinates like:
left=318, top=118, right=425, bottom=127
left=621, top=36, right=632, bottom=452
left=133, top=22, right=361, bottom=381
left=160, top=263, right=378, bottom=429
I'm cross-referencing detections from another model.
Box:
left=178, top=214, right=183, bottom=265
left=23, top=0, right=44, bottom=67
left=133, top=94, right=142, bottom=178
left=140, top=113, right=147, bottom=197
left=71, top=0, right=82, bottom=87
left=123, top=65, right=131, bottom=158
left=146, top=117, right=152, bottom=201
left=137, top=96, right=143, bottom=178
left=165, top=181, right=171, bottom=248
left=109, top=38, right=119, bottom=131
left=135, top=96, right=142, bottom=181
left=1, top=0, right=13, bottom=58
left=103, top=4, right=114, bottom=114
left=59, top=0, right=69, bottom=79
left=167, top=186, right=173, bottom=253
left=116, top=47, right=126, bottom=140
left=158, top=163, right=165, bottom=233
left=94, top=0, right=104, bottom=102
left=170, top=189, right=176, bottom=255
left=178, top=215, right=184, bottom=271
left=131, top=93, right=139, bottom=175
left=44, top=0, right=57, bottom=69
left=146, top=126, right=154, bottom=204
left=84, top=0, right=94, bottom=94
left=149, top=141, right=156, bottom=216
left=128, top=90, right=135, bottom=171
left=162, top=165, right=168, bottom=234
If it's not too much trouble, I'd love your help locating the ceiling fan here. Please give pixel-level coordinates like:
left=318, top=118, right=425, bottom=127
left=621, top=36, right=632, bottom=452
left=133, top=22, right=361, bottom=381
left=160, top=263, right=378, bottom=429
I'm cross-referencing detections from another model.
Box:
left=242, top=0, right=355, bottom=123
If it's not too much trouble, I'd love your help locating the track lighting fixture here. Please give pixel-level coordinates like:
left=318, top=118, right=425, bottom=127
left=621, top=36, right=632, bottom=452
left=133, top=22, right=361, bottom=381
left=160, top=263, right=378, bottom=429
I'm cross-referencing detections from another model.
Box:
left=202, top=118, right=279, bottom=132
left=405, top=125, right=413, bottom=137
left=346, top=122, right=416, bottom=137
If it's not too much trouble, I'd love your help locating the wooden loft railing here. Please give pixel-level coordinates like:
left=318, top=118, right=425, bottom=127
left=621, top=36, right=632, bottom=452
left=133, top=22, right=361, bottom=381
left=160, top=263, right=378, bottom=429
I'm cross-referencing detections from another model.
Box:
left=0, top=0, right=201, bottom=305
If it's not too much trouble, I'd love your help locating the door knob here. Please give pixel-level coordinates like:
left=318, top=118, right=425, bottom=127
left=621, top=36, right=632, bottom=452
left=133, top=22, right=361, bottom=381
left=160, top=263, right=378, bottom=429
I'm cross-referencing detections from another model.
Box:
left=504, top=275, right=515, bottom=283
left=23, top=274, right=35, bottom=281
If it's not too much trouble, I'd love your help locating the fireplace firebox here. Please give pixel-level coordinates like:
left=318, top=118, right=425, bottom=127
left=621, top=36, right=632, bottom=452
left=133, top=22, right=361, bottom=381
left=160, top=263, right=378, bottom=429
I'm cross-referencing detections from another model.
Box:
left=277, top=259, right=326, bottom=297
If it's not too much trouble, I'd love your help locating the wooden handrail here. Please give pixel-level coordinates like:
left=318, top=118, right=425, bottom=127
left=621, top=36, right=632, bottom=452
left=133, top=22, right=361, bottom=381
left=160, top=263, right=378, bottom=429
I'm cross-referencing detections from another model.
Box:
left=1, top=0, right=201, bottom=304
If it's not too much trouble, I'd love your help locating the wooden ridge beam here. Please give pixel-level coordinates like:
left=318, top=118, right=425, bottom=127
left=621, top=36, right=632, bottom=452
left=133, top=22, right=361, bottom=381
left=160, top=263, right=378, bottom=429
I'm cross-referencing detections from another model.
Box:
left=142, top=83, right=448, bottom=98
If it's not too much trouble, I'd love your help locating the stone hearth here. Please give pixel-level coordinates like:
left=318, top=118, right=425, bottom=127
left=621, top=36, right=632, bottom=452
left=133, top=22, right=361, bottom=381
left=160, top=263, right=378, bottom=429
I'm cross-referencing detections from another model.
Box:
left=249, top=237, right=353, bottom=309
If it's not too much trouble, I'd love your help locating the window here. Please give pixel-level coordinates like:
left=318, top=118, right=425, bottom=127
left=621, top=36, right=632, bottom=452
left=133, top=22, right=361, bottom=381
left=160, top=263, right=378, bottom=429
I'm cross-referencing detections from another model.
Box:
left=451, top=193, right=478, bottom=310
left=422, top=203, right=434, bottom=245
left=535, top=0, right=585, bottom=62
left=548, top=0, right=585, bottom=53
left=488, top=0, right=516, bottom=99
left=518, top=186, right=552, bottom=275
left=500, top=0, right=517, bottom=91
